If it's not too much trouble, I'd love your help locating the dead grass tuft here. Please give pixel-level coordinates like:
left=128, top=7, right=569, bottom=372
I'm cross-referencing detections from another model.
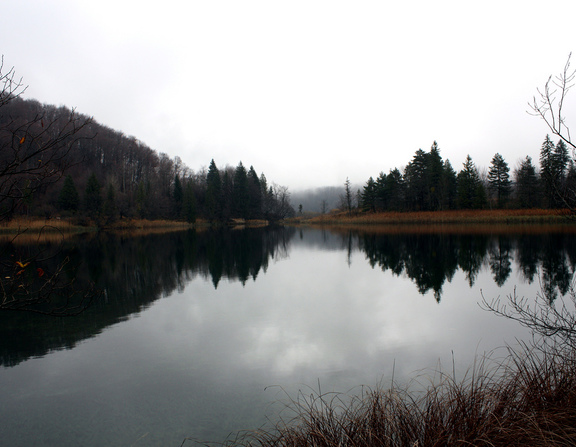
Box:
left=302, top=209, right=572, bottom=227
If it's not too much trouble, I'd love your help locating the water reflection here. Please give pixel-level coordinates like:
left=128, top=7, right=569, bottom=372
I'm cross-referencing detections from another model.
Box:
left=345, top=229, right=576, bottom=303
left=1, top=226, right=576, bottom=368
left=1, top=225, right=576, bottom=446
left=0, top=227, right=295, bottom=367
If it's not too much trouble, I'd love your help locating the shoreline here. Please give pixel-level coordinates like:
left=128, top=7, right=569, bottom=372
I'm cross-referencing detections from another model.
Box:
left=1, top=209, right=574, bottom=238
left=288, top=208, right=576, bottom=226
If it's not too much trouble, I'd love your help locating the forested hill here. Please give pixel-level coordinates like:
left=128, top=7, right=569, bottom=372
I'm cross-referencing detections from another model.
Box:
left=0, top=96, right=294, bottom=223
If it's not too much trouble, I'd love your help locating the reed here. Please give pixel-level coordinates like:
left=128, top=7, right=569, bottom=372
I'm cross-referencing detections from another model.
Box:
left=207, top=340, right=576, bottom=447
left=0, top=217, right=84, bottom=232
left=302, top=209, right=572, bottom=226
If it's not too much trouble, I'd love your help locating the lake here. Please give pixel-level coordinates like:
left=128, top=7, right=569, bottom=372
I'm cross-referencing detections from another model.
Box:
left=0, top=225, right=574, bottom=446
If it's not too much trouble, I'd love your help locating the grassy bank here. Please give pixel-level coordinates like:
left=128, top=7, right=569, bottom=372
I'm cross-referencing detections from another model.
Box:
left=291, top=209, right=575, bottom=226
left=0, top=216, right=272, bottom=237
left=203, top=340, right=576, bottom=447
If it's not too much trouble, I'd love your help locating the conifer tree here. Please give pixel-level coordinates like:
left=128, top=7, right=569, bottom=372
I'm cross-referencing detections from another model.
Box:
left=404, top=149, right=428, bottom=211
left=182, top=181, right=196, bottom=223
left=427, top=141, right=444, bottom=210
left=221, top=170, right=233, bottom=221
left=57, top=175, right=80, bottom=212
left=487, top=153, right=511, bottom=208
left=457, top=155, right=486, bottom=209
left=554, top=139, right=569, bottom=181
left=233, top=162, right=249, bottom=218
left=247, top=166, right=262, bottom=219
left=205, top=159, right=222, bottom=221
left=361, top=177, right=377, bottom=212
left=385, top=168, right=405, bottom=211
left=103, top=183, right=118, bottom=222
left=540, top=135, right=557, bottom=207
left=173, top=174, right=183, bottom=218
left=374, top=172, right=387, bottom=210
left=441, top=160, right=458, bottom=210
left=515, top=156, right=540, bottom=208
left=84, top=173, right=102, bottom=218
left=342, top=177, right=353, bottom=215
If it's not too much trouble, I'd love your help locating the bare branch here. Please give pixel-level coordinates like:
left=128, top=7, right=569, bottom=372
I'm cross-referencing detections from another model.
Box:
left=528, top=53, right=576, bottom=150
left=481, top=284, right=576, bottom=351
left=0, top=56, right=98, bottom=315
left=0, top=55, right=27, bottom=107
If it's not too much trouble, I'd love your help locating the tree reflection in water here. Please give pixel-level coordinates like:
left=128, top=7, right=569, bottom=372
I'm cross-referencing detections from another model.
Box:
left=335, top=228, right=576, bottom=303
left=0, top=225, right=575, bottom=367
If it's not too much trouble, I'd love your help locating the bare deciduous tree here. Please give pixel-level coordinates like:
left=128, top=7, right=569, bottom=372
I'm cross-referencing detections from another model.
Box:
left=529, top=53, right=576, bottom=150
left=0, top=56, right=27, bottom=107
left=487, top=54, right=576, bottom=347
left=0, top=57, right=98, bottom=315
left=482, top=288, right=576, bottom=353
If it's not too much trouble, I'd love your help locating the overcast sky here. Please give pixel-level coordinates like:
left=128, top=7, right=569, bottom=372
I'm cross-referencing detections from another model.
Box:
left=1, top=1, right=575, bottom=190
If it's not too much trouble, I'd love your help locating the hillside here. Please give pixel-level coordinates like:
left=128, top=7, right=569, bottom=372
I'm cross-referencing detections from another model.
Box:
left=0, top=96, right=294, bottom=223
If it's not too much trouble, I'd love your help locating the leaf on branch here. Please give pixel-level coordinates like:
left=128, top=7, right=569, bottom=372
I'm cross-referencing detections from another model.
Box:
left=37, top=267, right=44, bottom=277
left=15, top=261, right=29, bottom=268
left=19, top=136, right=25, bottom=144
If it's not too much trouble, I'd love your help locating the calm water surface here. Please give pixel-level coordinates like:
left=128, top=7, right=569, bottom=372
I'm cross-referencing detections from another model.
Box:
left=0, top=226, right=574, bottom=446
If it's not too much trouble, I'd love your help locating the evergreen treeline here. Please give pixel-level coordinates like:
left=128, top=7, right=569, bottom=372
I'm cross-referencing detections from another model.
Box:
left=360, top=140, right=576, bottom=212
left=0, top=97, right=294, bottom=223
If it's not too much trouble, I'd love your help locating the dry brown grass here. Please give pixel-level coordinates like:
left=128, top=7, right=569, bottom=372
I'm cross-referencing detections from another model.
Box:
left=302, top=209, right=572, bottom=226
left=0, top=217, right=84, bottom=232
left=107, top=218, right=196, bottom=231
left=0, top=217, right=201, bottom=242
left=323, top=222, right=576, bottom=236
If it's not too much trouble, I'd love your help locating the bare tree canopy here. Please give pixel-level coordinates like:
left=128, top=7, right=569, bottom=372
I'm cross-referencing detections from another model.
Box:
left=0, top=59, right=97, bottom=315
left=529, top=53, right=576, bottom=150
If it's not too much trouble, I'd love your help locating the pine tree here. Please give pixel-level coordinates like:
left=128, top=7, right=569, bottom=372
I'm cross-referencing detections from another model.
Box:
left=386, top=168, right=405, bottom=211
left=103, top=183, right=118, bottom=222
left=487, top=153, right=511, bottom=208
left=247, top=166, right=262, bottom=219
left=374, top=171, right=387, bottom=210
left=259, top=173, right=274, bottom=219
left=553, top=139, right=570, bottom=207
left=404, top=149, right=428, bottom=211
left=515, top=156, right=540, bottom=208
left=221, top=170, right=233, bottom=221
left=554, top=140, right=569, bottom=181
left=233, top=162, right=249, bottom=218
left=182, top=181, right=196, bottom=223
left=173, top=174, right=183, bottom=218
left=57, top=175, right=80, bottom=212
left=84, top=173, right=102, bottom=218
left=205, top=159, right=222, bottom=221
left=441, top=160, right=458, bottom=210
left=361, top=177, right=377, bottom=212
left=427, top=141, right=444, bottom=210
left=565, top=161, right=576, bottom=209
left=540, top=135, right=557, bottom=207
left=457, top=155, right=486, bottom=209
left=342, top=177, right=353, bottom=215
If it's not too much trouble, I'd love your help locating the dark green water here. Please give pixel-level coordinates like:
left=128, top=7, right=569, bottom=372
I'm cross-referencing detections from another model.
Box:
left=0, top=226, right=573, bottom=445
